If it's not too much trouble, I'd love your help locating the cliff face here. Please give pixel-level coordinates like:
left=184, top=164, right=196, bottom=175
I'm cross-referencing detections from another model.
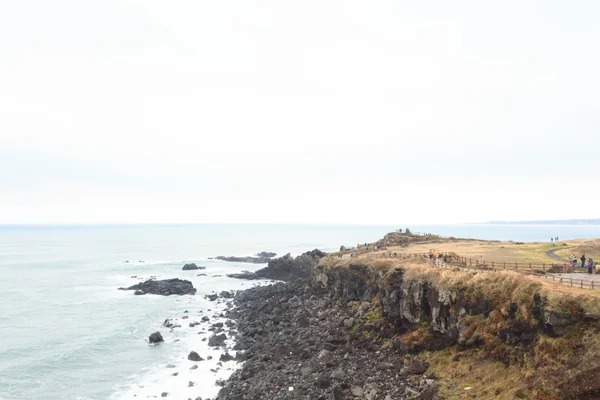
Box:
left=313, top=260, right=600, bottom=399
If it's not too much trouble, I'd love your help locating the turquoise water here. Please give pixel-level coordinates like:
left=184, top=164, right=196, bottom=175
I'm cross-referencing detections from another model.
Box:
left=1, top=224, right=599, bottom=400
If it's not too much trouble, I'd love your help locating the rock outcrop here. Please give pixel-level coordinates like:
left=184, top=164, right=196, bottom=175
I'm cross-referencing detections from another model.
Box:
left=119, top=278, right=196, bottom=296
left=182, top=263, right=205, bottom=270
left=148, top=332, right=164, bottom=344
left=215, top=256, right=271, bottom=264
left=255, top=251, right=277, bottom=258
left=227, top=249, right=326, bottom=281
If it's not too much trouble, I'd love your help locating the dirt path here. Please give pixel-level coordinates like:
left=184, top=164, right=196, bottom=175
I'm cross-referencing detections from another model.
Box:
left=546, top=247, right=570, bottom=263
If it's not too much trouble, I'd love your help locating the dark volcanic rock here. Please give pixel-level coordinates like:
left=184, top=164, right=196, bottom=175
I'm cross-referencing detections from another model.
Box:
left=216, top=279, right=432, bottom=400
left=183, top=263, right=206, bottom=271
left=188, top=351, right=204, bottom=361
left=255, top=251, right=277, bottom=258
left=148, top=331, right=164, bottom=344
left=215, top=255, right=271, bottom=264
left=208, top=333, right=227, bottom=347
left=227, top=249, right=326, bottom=281
left=119, top=279, right=196, bottom=296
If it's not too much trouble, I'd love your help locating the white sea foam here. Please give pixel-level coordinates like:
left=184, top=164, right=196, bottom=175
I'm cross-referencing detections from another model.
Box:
left=109, top=276, right=261, bottom=400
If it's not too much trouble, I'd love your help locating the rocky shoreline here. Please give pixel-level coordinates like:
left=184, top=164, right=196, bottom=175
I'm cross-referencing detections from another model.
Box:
left=215, top=279, right=438, bottom=400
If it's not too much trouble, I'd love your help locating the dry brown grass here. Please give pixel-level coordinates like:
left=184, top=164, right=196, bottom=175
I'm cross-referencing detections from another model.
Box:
left=551, top=238, right=600, bottom=262
left=332, top=238, right=600, bottom=265
left=424, top=347, right=532, bottom=399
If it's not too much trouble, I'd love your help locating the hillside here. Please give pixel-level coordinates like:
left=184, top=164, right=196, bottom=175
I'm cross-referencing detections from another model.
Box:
left=317, top=234, right=600, bottom=399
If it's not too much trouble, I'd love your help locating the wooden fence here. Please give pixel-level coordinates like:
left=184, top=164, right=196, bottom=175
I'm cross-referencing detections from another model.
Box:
left=433, top=254, right=600, bottom=290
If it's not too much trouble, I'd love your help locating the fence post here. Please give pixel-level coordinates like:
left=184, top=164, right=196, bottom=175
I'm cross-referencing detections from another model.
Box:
left=503, top=262, right=506, bottom=270
left=560, top=277, right=563, bottom=284
left=593, top=281, right=595, bottom=290
left=570, top=278, right=573, bottom=287
left=529, top=262, right=532, bottom=269
left=581, top=280, right=584, bottom=289
left=543, top=263, right=545, bottom=271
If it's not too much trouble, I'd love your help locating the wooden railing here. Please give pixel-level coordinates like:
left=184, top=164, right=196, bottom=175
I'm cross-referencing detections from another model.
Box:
left=432, top=254, right=600, bottom=290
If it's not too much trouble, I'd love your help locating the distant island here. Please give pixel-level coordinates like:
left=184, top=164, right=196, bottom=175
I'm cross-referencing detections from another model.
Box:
left=484, top=219, right=600, bottom=225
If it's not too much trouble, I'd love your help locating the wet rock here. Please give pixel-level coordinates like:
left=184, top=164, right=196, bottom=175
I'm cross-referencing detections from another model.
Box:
left=190, top=365, right=198, bottom=370
left=208, top=333, right=227, bottom=347
left=119, top=278, right=196, bottom=296
left=161, top=393, right=168, bottom=398
left=183, top=263, right=206, bottom=271
left=188, top=351, right=203, bottom=361
left=148, top=332, right=164, bottom=344
left=219, top=353, right=234, bottom=362
left=134, top=290, right=145, bottom=295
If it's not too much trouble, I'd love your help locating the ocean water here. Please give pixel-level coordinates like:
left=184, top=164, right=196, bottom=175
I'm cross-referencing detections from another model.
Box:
left=1, top=223, right=599, bottom=400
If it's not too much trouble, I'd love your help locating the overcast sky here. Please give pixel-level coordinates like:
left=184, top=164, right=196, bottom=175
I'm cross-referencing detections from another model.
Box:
left=0, top=1, right=598, bottom=225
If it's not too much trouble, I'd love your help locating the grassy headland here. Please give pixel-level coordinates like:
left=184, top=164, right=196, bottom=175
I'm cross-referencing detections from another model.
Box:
left=318, top=233, right=600, bottom=399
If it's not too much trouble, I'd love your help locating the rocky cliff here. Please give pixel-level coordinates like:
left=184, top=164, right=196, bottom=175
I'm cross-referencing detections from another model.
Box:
left=313, top=257, right=600, bottom=399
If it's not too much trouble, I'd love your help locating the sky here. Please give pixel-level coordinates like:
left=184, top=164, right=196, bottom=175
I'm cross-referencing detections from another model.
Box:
left=0, top=0, right=599, bottom=225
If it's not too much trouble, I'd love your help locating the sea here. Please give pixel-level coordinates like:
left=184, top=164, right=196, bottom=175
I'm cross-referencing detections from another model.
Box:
left=1, top=223, right=600, bottom=400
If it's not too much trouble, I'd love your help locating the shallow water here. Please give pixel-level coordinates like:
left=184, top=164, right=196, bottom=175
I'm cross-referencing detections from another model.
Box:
left=1, top=223, right=599, bottom=400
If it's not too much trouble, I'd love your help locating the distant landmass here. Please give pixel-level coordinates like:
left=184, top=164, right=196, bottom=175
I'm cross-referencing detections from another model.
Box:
left=484, top=219, right=600, bottom=225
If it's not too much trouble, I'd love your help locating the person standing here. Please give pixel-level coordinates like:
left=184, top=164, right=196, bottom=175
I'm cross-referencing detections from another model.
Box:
left=581, top=254, right=586, bottom=269
left=588, top=258, right=594, bottom=274
left=551, top=237, right=554, bottom=244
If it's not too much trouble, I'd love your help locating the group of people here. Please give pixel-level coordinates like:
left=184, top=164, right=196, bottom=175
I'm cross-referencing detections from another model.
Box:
left=550, top=236, right=559, bottom=243
left=569, top=254, right=597, bottom=274
left=428, top=249, right=438, bottom=264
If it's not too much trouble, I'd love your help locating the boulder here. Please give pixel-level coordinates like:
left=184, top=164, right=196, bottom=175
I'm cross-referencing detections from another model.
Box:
left=134, top=290, right=145, bottom=295
left=208, top=333, right=227, bottom=347
left=148, top=331, right=164, bottom=344
left=183, top=263, right=206, bottom=271
left=188, top=351, right=204, bottom=361
left=227, top=249, right=326, bottom=281
left=119, top=279, right=196, bottom=296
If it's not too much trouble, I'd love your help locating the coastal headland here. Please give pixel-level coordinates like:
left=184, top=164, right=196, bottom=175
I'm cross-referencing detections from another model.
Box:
left=214, top=232, right=600, bottom=400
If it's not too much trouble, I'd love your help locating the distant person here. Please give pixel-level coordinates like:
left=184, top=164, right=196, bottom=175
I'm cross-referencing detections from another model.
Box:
left=556, top=236, right=559, bottom=242
left=569, top=255, right=573, bottom=266
left=429, top=249, right=433, bottom=263
left=581, top=254, right=586, bottom=269
left=551, top=237, right=554, bottom=243
left=588, top=258, right=594, bottom=274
